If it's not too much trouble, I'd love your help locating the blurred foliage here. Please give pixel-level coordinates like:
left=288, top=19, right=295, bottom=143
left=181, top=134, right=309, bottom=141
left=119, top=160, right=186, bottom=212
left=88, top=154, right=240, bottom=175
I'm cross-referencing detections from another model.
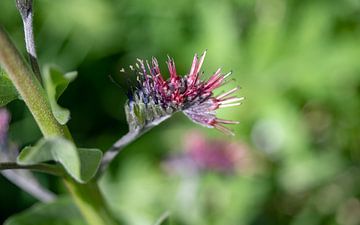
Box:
left=1, top=0, right=360, bottom=224
left=4, top=197, right=85, bottom=225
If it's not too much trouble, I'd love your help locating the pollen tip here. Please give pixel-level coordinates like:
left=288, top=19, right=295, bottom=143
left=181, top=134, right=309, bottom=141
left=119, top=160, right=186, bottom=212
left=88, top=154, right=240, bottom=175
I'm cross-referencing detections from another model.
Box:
left=223, top=71, right=232, bottom=79
left=219, top=102, right=242, bottom=108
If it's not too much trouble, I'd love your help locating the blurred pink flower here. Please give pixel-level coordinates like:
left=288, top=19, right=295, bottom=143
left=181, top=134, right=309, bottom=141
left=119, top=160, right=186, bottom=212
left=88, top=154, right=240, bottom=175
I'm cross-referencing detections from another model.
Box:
left=184, top=132, right=245, bottom=173
left=163, top=131, right=253, bottom=175
left=0, top=108, right=10, bottom=146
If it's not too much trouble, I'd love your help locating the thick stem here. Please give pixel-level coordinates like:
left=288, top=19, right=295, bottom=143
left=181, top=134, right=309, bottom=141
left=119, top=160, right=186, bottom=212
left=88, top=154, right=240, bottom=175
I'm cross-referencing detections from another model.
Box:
left=0, top=27, right=68, bottom=138
left=99, top=115, right=170, bottom=175
left=64, top=179, right=118, bottom=225
left=0, top=26, right=119, bottom=225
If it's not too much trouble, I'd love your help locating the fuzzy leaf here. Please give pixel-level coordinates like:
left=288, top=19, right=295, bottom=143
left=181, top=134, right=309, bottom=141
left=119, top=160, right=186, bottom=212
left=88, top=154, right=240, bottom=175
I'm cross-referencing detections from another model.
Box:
left=4, top=197, right=86, bottom=225
left=43, top=66, right=77, bottom=125
left=17, top=137, right=80, bottom=179
left=17, top=137, right=102, bottom=183
left=78, top=148, right=103, bottom=182
left=0, top=69, right=20, bottom=106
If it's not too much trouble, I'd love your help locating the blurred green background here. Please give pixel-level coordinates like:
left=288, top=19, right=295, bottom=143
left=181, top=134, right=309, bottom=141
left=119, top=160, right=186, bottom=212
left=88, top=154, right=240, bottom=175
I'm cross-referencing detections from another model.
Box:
left=1, top=0, right=360, bottom=224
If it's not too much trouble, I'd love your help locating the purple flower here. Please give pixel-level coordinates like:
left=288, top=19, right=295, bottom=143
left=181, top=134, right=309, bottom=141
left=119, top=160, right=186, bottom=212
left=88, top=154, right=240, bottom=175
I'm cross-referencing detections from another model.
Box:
left=123, top=51, right=244, bottom=135
left=163, top=131, right=249, bottom=175
left=184, top=131, right=245, bottom=173
left=0, top=108, right=10, bottom=147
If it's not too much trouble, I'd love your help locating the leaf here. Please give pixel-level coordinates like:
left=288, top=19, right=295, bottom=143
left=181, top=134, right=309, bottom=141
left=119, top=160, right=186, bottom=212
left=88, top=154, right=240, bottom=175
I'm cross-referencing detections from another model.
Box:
left=43, top=66, right=77, bottom=125
left=78, top=148, right=103, bottom=182
left=17, top=137, right=102, bottom=183
left=0, top=68, right=20, bottom=106
left=4, top=197, right=86, bottom=225
left=17, top=137, right=80, bottom=179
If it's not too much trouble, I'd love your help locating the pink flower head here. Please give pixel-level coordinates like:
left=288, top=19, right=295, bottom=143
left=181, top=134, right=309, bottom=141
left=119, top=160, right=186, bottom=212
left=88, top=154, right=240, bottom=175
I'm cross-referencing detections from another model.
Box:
left=184, top=132, right=245, bottom=172
left=0, top=108, right=10, bottom=146
left=123, top=51, right=244, bottom=135
left=163, top=131, right=249, bottom=175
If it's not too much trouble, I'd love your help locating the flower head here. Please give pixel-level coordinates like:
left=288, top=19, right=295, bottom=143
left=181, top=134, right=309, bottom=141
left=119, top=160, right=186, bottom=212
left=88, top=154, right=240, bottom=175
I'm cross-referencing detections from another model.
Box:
left=123, top=51, right=244, bottom=135
left=184, top=131, right=244, bottom=172
left=0, top=108, right=10, bottom=148
left=163, top=131, right=250, bottom=175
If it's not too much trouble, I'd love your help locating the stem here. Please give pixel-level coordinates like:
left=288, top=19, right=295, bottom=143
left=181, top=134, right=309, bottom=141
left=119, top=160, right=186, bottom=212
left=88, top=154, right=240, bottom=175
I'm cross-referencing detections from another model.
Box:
left=0, top=27, right=119, bottom=225
left=0, top=27, right=69, bottom=138
left=64, top=179, right=118, bottom=225
left=15, top=0, right=42, bottom=82
left=99, top=129, right=141, bottom=173
left=99, top=115, right=170, bottom=175
left=0, top=161, right=63, bottom=176
left=1, top=169, right=56, bottom=202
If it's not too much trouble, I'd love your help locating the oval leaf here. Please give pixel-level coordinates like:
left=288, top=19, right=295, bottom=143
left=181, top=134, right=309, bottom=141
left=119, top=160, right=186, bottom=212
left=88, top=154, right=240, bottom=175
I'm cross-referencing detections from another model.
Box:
left=17, top=137, right=102, bottom=183
left=17, top=137, right=80, bottom=181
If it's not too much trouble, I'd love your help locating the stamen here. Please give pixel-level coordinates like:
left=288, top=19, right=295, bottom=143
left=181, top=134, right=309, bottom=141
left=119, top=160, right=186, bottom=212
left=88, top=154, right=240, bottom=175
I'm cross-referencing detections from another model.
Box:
left=208, top=68, right=222, bottom=83
left=146, top=60, right=153, bottom=76
left=213, top=123, right=235, bottom=136
left=189, top=54, right=198, bottom=76
left=218, top=78, right=236, bottom=88
left=216, top=86, right=239, bottom=99
left=215, top=118, right=240, bottom=124
left=223, top=71, right=232, bottom=80
left=219, top=102, right=242, bottom=108
left=220, top=97, right=244, bottom=105
left=196, top=50, right=207, bottom=74
left=204, top=68, right=224, bottom=91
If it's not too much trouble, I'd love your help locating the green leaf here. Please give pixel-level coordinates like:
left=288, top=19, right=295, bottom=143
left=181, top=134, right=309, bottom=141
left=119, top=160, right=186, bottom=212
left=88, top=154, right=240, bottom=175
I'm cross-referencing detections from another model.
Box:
left=43, top=66, right=77, bottom=125
left=17, top=137, right=102, bottom=183
left=4, top=197, right=86, bottom=225
left=0, top=68, right=20, bottom=106
left=17, top=137, right=80, bottom=179
left=78, top=148, right=103, bottom=182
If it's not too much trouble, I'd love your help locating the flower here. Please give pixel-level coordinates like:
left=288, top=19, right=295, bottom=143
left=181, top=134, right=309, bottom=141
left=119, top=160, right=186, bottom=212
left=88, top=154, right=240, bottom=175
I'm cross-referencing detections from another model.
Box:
left=0, top=108, right=10, bottom=148
left=184, top=131, right=244, bottom=172
left=163, top=131, right=250, bottom=175
left=123, top=51, right=244, bottom=135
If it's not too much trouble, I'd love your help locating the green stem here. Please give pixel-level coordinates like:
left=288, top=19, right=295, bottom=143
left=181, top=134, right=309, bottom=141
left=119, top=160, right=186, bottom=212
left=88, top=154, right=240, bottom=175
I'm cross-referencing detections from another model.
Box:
left=64, top=179, right=118, bottom=225
left=0, top=161, right=63, bottom=176
left=0, top=26, right=119, bottom=225
left=0, top=26, right=68, bottom=138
